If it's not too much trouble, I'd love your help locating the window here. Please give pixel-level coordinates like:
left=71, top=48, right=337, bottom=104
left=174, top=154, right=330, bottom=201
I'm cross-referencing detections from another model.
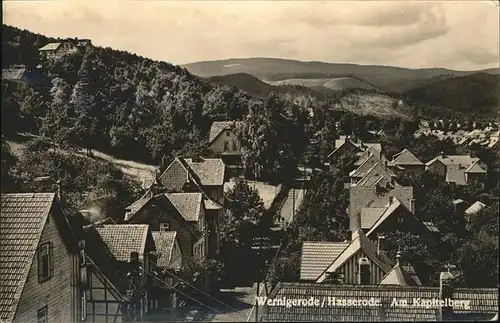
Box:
left=224, top=141, right=229, bottom=151
left=38, top=306, right=48, bottom=323
left=226, top=130, right=231, bottom=137
left=232, top=140, right=237, bottom=151
left=38, top=242, right=53, bottom=283
left=159, top=223, right=170, bottom=231
left=397, top=216, right=404, bottom=224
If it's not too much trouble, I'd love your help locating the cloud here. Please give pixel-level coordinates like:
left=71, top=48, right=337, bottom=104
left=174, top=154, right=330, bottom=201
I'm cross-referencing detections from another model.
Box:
left=2, top=0, right=499, bottom=70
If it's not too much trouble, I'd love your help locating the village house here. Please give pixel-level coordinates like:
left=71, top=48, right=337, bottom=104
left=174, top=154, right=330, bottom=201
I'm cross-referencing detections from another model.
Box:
left=38, top=38, right=92, bottom=59
left=125, top=192, right=208, bottom=266
left=326, top=135, right=382, bottom=165
left=208, top=121, right=244, bottom=176
left=425, top=153, right=487, bottom=185
left=157, top=157, right=225, bottom=255
left=349, top=151, right=397, bottom=187
left=2, top=66, right=47, bottom=89
left=356, top=196, right=437, bottom=241
left=261, top=275, right=498, bottom=321
left=300, top=229, right=420, bottom=286
left=387, top=148, right=425, bottom=176
left=0, top=193, right=81, bottom=323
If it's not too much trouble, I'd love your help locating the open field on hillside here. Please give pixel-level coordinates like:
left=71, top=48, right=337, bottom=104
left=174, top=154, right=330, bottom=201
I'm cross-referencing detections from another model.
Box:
left=265, top=77, right=376, bottom=91
left=7, top=134, right=156, bottom=188
left=337, top=93, right=410, bottom=119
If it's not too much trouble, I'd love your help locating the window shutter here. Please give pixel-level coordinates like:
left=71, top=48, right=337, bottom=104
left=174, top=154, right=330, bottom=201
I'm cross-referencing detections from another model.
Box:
left=49, top=242, right=54, bottom=279
left=37, top=246, right=43, bottom=283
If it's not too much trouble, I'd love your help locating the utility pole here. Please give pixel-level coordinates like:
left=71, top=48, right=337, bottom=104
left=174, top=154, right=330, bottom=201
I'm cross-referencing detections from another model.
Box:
left=123, top=252, right=143, bottom=323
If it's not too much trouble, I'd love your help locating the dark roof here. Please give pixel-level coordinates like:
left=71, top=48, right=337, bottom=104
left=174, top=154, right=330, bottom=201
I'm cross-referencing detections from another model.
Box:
left=94, top=224, right=150, bottom=261
left=0, top=193, right=56, bottom=323
left=209, top=121, right=242, bottom=143
left=82, top=225, right=129, bottom=295
left=152, top=231, right=177, bottom=268
left=300, top=242, right=350, bottom=281
left=263, top=283, right=498, bottom=322
left=316, top=230, right=394, bottom=283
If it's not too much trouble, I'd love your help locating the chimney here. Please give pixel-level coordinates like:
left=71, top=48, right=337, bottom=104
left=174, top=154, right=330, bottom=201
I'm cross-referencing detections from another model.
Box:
left=395, top=250, right=402, bottom=265
left=439, top=270, right=455, bottom=321
left=358, top=257, right=371, bottom=285
left=409, top=198, right=416, bottom=214
left=440, top=151, right=446, bottom=158
left=389, top=196, right=394, bottom=205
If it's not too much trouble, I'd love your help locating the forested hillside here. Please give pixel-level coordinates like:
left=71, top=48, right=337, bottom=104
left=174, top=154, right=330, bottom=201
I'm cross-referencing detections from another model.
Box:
left=404, top=73, right=500, bottom=117
left=2, top=25, right=260, bottom=165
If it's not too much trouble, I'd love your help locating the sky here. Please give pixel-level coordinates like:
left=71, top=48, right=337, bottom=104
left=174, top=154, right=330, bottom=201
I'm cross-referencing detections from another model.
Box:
left=3, top=0, right=500, bottom=70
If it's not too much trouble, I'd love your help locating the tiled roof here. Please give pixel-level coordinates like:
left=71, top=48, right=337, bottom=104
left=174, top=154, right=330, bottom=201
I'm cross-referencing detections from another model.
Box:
left=379, top=262, right=421, bottom=286
left=317, top=230, right=394, bottom=283
left=0, top=193, right=56, bottom=323
left=300, top=242, right=349, bottom=281
left=124, top=191, right=153, bottom=221
left=94, top=224, right=149, bottom=261
left=360, top=207, right=386, bottom=229
left=2, top=68, right=25, bottom=81
left=203, top=198, right=223, bottom=210
left=355, top=163, right=399, bottom=188
left=185, top=158, right=226, bottom=186
left=152, top=231, right=177, bottom=268
left=263, top=283, right=498, bottom=322
left=464, top=201, right=487, bottom=215
left=392, top=149, right=424, bottom=165
left=38, top=42, right=61, bottom=51
left=355, top=146, right=383, bottom=166
left=209, top=121, right=242, bottom=143
left=165, top=193, right=203, bottom=222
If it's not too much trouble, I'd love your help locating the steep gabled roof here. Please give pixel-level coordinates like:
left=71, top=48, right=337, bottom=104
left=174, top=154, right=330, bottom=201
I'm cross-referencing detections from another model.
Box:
left=165, top=192, right=203, bottom=222
left=354, top=163, right=399, bottom=188
left=152, top=231, right=177, bottom=269
left=94, top=224, right=150, bottom=261
left=316, top=230, right=394, bottom=283
left=465, top=160, right=487, bottom=173
left=0, top=193, right=56, bottom=323
left=300, top=242, right=349, bottom=281
left=391, top=149, right=424, bottom=166
left=184, top=158, right=225, bottom=186
left=209, top=121, right=242, bottom=143
left=379, top=261, right=421, bottom=286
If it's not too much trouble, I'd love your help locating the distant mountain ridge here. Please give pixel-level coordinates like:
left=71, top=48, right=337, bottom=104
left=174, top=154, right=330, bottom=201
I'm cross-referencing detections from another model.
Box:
left=183, top=57, right=500, bottom=93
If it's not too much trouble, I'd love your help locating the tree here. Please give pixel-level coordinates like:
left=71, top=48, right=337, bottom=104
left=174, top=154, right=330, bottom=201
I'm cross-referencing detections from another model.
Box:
left=338, top=114, right=354, bottom=135
left=237, top=94, right=307, bottom=184
left=1, top=136, right=18, bottom=192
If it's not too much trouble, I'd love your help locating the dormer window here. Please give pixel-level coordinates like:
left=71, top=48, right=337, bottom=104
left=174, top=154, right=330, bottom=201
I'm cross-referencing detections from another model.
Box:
left=159, top=223, right=170, bottom=231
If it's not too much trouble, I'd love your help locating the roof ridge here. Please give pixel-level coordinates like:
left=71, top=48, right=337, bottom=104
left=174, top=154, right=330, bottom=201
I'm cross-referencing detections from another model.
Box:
left=2, top=194, right=56, bottom=323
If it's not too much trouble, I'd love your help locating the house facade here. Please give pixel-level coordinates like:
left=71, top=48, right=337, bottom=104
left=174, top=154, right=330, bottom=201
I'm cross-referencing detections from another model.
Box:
left=38, top=38, right=92, bottom=59
left=388, top=149, right=425, bottom=176
left=0, top=193, right=81, bottom=323
left=425, top=154, right=487, bottom=185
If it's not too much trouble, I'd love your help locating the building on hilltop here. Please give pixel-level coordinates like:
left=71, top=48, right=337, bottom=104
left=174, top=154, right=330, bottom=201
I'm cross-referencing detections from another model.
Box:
left=38, top=38, right=92, bottom=59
